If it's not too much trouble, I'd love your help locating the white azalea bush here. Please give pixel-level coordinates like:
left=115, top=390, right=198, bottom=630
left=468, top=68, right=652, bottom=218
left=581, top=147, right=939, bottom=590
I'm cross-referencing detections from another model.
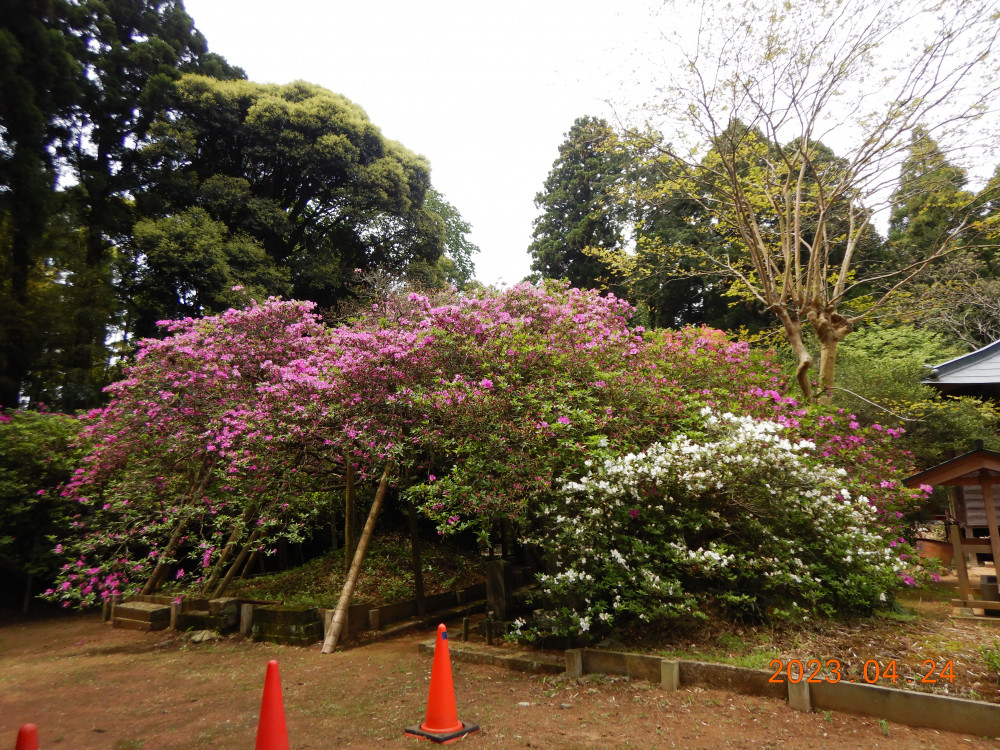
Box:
left=524, top=408, right=912, bottom=639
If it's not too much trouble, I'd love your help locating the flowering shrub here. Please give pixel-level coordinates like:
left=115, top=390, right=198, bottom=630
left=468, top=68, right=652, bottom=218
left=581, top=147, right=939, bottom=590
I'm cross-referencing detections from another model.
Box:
left=43, top=281, right=926, bottom=613
left=524, top=408, right=921, bottom=638
left=44, top=298, right=335, bottom=607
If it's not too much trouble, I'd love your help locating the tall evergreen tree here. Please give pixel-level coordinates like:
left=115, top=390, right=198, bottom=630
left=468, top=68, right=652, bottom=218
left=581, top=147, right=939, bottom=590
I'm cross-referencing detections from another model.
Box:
left=886, top=135, right=1000, bottom=348
left=887, top=128, right=972, bottom=266
left=53, top=0, right=244, bottom=410
left=0, top=0, right=79, bottom=408
left=528, top=116, right=629, bottom=290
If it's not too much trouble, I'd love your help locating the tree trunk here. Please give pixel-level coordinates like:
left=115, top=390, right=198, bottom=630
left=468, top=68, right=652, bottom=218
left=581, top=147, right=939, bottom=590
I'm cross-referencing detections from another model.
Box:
left=817, top=337, right=839, bottom=406
left=201, top=508, right=257, bottom=595
left=407, top=501, right=426, bottom=616
left=344, top=457, right=356, bottom=572
left=141, top=517, right=189, bottom=594
left=213, top=527, right=262, bottom=598
left=21, top=573, right=34, bottom=615
left=773, top=307, right=814, bottom=403
left=239, top=550, right=257, bottom=580
left=322, top=463, right=392, bottom=654
left=140, top=458, right=217, bottom=594
left=811, top=309, right=852, bottom=406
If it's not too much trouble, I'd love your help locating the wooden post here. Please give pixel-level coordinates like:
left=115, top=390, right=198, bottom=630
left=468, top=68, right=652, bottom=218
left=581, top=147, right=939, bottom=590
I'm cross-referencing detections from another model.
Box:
left=980, top=471, right=1000, bottom=577
left=407, top=501, right=426, bottom=616
left=322, top=463, right=392, bottom=654
left=950, top=523, right=971, bottom=602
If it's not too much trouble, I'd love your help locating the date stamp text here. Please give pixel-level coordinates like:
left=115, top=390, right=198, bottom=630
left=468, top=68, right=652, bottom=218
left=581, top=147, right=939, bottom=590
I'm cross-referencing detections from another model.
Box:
left=767, top=659, right=955, bottom=685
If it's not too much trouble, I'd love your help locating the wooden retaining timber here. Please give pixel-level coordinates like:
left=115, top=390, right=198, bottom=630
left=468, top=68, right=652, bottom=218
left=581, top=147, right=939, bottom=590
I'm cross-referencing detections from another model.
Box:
left=418, top=639, right=563, bottom=674
left=111, top=582, right=487, bottom=646
left=352, top=583, right=487, bottom=635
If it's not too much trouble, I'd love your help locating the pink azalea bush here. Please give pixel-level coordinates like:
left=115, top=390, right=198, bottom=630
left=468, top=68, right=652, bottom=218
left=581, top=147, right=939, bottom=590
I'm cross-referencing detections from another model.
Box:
left=44, top=282, right=927, bottom=616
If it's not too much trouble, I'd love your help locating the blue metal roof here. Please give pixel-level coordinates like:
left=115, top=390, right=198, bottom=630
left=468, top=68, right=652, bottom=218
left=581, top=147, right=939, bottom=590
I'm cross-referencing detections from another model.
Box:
left=925, top=339, right=1000, bottom=385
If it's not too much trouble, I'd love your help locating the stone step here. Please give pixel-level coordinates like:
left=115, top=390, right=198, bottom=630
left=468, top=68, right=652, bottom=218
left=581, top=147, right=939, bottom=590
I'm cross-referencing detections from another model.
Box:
left=112, top=601, right=171, bottom=631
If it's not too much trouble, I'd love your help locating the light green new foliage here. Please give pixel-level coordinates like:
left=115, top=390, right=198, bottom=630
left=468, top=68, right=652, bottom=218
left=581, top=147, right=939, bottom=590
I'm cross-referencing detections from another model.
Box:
left=833, top=324, right=1000, bottom=466
left=523, top=408, right=908, bottom=639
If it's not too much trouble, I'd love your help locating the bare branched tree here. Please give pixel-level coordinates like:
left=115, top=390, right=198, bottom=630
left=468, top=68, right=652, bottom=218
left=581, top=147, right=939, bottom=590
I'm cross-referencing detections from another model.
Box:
left=632, top=0, right=1000, bottom=402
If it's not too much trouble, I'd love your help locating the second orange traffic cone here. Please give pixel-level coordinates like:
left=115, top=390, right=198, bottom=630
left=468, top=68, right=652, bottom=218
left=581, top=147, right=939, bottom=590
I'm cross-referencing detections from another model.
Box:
left=405, top=623, right=478, bottom=744
left=254, top=660, right=289, bottom=750
left=15, top=723, right=39, bottom=750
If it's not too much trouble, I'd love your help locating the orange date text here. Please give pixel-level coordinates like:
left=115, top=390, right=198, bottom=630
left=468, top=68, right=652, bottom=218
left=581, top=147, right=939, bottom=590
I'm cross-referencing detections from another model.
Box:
left=766, top=659, right=955, bottom=685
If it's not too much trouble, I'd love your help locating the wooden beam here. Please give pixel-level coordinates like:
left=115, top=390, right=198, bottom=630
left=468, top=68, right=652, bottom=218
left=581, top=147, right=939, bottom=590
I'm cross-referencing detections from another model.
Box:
left=938, top=476, right=1000, bottom=486
left=950, top=523, right=971, bottom=602
left=944, top=537, right=995, bottom=549
left=322, top=463, right=392, bottom=654
left=906, top=451, right=1000, bottom=487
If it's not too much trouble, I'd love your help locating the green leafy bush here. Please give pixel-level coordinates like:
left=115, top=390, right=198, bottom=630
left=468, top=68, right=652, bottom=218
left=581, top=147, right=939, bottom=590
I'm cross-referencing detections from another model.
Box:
left=833, top=325, right=1000, bottom=466
left=522, top=407, right=919, bottom=639
left=0, top=409, right=82, bottom=604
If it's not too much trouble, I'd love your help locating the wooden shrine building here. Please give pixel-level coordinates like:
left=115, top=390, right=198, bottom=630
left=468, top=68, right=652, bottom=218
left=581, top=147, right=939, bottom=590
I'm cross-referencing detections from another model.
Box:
left=922, top=338, right=1000, bottom=538
left=905, top=446, right=1000, bottom=614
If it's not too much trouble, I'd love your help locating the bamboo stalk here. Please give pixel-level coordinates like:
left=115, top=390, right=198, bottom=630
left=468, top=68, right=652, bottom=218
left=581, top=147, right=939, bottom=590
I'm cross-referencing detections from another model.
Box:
left=322, top=463, right=392, bottom=654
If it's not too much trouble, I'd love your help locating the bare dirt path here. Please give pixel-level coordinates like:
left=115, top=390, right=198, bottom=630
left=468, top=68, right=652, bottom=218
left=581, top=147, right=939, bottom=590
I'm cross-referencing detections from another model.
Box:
left=1, top=610, right=998, bottom=749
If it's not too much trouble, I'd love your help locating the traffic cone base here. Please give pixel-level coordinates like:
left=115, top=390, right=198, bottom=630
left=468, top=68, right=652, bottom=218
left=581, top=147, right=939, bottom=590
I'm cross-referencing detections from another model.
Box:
left=404, top=720, right=479, bottom=744
left=406, top=624, right=478, bottom=744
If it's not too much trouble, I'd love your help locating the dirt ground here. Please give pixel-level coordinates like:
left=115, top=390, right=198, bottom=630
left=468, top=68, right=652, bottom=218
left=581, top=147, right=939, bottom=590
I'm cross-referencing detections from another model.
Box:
left=2, top=607, right=1000, bottom=749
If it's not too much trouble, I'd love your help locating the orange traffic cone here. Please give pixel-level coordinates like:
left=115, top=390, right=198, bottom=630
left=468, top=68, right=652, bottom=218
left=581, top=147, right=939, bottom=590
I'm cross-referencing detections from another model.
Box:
left=254, top=660, right=289, bottom=750
left=405, top=623, right=479, bottom=744
left=15, top=723, right=39, bottom=750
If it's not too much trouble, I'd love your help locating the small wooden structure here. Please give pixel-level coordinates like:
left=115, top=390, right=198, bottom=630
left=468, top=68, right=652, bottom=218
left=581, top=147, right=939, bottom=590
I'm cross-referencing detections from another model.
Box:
left=905, top=446, right=1000, bottom=614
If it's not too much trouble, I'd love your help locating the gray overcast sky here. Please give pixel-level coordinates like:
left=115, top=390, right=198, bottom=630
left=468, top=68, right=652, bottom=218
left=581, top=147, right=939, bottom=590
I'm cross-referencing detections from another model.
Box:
left=181, top=0, right=661, bottom=285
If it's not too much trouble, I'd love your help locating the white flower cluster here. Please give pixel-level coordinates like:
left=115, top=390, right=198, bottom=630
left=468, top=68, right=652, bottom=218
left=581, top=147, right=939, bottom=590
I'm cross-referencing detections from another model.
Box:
left=526, top=406, right=903, bottom=637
